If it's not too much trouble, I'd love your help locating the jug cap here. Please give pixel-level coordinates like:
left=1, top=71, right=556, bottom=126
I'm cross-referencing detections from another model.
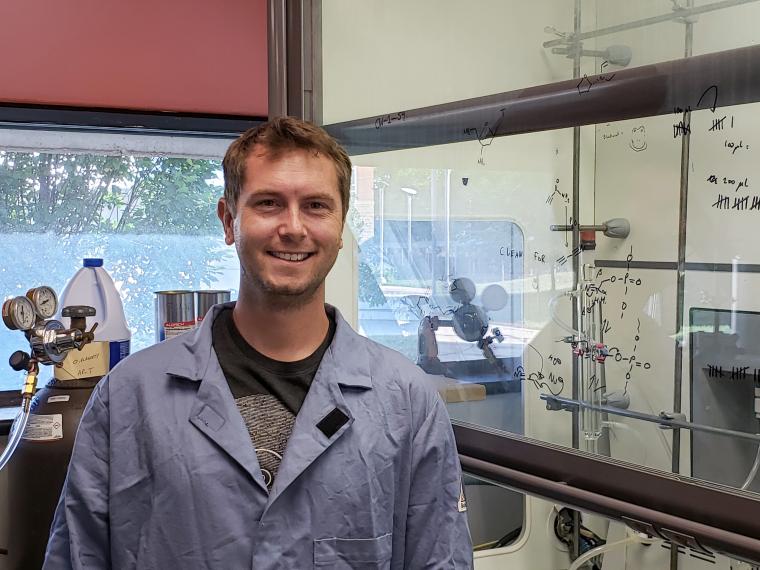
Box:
left=83, top=258, right=103, bottom=268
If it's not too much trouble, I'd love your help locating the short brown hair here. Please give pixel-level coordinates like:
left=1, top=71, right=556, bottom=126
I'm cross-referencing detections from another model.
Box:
left=222, top=117, right=352, bottom=220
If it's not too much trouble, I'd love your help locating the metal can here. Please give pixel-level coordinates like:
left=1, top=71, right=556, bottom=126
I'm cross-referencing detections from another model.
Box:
left=195, top=290, right=231, bottom=324
left=154, top=290, right=195, bottom=342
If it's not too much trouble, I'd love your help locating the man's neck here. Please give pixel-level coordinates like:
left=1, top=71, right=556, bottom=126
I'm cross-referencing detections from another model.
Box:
left=231, top=288, right=330, bottom=362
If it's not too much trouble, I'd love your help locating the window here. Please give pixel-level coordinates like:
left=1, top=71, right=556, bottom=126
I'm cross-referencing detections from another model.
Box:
left=0, top=131, right=237, bottom=391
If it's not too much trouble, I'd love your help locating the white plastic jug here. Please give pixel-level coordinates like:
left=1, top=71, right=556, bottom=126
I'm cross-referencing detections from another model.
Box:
left=58, top=258, right=131, bottom=370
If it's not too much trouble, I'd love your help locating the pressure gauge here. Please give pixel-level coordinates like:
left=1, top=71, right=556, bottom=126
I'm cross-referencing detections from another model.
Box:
left=26, top=286, right=58, bottom=319
left=2, top=296, right=37, bottom=331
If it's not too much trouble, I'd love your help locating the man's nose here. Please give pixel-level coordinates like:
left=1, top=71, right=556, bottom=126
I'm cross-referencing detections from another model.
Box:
left=278, top=205, right=307, bottom=239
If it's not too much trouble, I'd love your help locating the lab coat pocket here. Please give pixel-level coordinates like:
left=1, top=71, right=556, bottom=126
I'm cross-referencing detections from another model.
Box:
left=313, top=532, right=393, bottom=569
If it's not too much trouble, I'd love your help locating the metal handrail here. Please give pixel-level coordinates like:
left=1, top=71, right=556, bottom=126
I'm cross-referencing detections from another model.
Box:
left=540, top=393, right=760, bottom=444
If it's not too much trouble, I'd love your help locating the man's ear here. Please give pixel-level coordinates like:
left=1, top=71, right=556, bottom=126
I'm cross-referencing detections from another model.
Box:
left=217, top=198, right=235, bottom=245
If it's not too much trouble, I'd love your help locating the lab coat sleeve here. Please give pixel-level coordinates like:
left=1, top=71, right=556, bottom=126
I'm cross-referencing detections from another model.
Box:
left=43, top=379, right=111, bottom=569
left=404, top=396, right=474, bottom=569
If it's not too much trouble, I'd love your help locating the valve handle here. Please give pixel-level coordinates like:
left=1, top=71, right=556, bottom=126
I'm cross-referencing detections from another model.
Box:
left=62, top=305, right=96, bottom=318
left=9, top=350, right=30, bottom=372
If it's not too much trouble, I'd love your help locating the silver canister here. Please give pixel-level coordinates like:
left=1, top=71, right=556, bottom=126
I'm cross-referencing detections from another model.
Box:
left=154, top=290, right=195, bottom=343
left=195, top=290, right=231, bottom=324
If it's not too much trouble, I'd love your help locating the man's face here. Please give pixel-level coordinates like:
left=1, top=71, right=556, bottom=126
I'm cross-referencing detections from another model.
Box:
left=218, top=146, right=344, bottom=304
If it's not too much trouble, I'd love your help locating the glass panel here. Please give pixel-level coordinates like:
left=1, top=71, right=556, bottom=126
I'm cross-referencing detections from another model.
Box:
left=321, top=1, right=579, bottom=123
left=324, top=0, right=760, bottom=528
left=0, top=149, right=238, bottom=390
left=464, top=474, right=523, bottom=553
left=351, top=164, right=532, bottom=433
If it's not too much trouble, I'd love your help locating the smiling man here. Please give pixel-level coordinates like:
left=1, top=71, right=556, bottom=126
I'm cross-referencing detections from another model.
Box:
left=44, top=117, right=473, bottom=569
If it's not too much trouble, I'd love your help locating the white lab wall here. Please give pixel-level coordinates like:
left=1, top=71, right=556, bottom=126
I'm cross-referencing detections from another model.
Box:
left=325, top=224, right=358, bottom=328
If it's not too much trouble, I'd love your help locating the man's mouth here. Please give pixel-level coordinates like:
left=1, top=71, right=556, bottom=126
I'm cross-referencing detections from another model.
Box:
left=268, top=251, right=313, bottom=262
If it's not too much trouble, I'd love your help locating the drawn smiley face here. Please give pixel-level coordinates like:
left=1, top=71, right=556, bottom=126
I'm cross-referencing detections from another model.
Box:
left=630, top=125, right=647, bottom=152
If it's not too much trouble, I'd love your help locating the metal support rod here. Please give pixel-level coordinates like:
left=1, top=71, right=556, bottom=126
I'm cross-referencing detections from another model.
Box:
left=267, top=0, right=288, bottom=118
left=540, top=394, right=760, bottom=444
left=543, top=0, right=760, bottom=48
left=597, top=301, right=611, bottom=457
left=672, top=5, right=695, bottom=568
left=570, top=1, right=582, bottom=561
left=551, top=224, right=605, bottom=232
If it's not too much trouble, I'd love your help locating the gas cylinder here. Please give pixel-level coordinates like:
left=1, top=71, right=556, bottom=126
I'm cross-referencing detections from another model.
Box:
left=5, top=260, right=129, bottom=568
left=6, top=374, right=101, bottom=569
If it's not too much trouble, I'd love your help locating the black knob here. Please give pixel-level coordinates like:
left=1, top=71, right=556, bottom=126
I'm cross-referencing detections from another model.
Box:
left=9, top=351, right=30, bottom=372
left=62, top=305, right=96, bottom=318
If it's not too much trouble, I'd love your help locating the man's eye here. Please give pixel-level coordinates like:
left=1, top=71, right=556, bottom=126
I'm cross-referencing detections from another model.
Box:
left=309, top=202, right=327, bottom=209
left=257, top=199, right=277, bottom=207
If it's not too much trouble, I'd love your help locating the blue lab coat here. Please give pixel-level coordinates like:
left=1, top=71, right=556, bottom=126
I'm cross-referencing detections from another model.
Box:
left=44, top=304, right=473, bottom=569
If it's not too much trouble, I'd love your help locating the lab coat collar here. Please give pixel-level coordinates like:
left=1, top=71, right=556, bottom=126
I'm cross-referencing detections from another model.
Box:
left=164, top=302, right=373, bottom=390
left=167, top=301, right=373, bottom=500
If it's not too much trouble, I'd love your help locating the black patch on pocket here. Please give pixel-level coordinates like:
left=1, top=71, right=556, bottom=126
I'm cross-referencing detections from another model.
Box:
left=316, top=408, right=349, bottom=438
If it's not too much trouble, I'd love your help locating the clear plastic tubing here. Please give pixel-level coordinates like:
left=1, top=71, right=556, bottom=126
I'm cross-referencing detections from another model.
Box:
left=0, top=406, right=30, bottom=471
left=568, top=532, right=660, bottom=570
left=581, top=271, right=602, bottom=442
left=741, top=444, right=760, bottom=490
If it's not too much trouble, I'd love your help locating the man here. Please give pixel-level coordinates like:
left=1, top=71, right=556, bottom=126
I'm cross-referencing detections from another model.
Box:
left=44, top=117, right=473, bottom=569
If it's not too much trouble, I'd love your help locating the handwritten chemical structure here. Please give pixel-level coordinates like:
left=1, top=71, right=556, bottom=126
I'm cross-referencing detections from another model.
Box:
left=513, top=344, right=565, bottom=396
left=555, top=245, right=582, bottom=268
left=608, top=319, right=652, bottom=393
left=595, top=246, right=644, bottom=319
left=577, top=61, right=615, bottom=95
left=546, top=178, right=570, bottom=205
left=398, top=295, right=447, bottom=319
left=463, top=108, right=505, bottom=166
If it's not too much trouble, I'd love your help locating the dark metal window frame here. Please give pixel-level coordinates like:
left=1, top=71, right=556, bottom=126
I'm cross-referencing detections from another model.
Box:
left=0, top=103, right=265, bottom=138
left=321, top=43, right=760, bottom=563
left=455, top=423, right=760, bottom=562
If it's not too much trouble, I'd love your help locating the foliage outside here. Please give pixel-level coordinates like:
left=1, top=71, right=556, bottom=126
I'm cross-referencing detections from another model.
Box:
left=0, top=151, right=236, bottom=390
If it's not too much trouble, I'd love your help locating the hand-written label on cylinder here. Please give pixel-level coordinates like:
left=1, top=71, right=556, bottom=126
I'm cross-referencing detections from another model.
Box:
left=71, top=353, right=100, bottom=366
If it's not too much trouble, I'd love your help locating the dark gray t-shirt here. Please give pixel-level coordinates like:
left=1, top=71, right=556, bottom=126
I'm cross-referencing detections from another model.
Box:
left=211, top=307, right=335, bottom=488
